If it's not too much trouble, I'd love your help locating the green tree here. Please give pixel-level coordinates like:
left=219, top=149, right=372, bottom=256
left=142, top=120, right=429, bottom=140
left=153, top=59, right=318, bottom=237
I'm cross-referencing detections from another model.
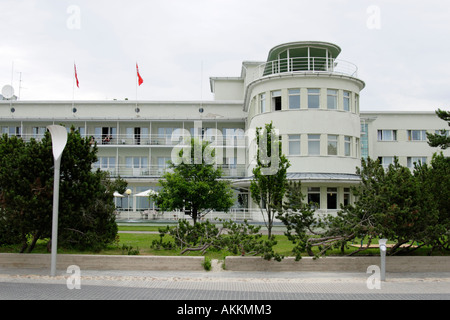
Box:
left=413, top=153, right=450, bottom=253
left=250, top=122, right=290, bottom=238
left=277, top=181, right=319, bottom=259
left=328, top=157, right=439, bottom=256
left=427, top=108, right=450, bottom=149
left=0, top=128, right=118, bottom=252
left=153, top=138, right=234, bottom=224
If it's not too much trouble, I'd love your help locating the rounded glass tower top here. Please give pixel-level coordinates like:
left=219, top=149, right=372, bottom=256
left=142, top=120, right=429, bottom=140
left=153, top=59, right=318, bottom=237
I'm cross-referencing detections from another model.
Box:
left=261, top=41, right=357, bottom=78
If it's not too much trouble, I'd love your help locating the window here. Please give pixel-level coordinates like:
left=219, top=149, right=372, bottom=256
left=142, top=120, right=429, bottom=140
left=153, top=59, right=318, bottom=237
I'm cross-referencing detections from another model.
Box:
left=327, top=135, right=338, bottom=155
left=96, top=127, right=116, bottom=144
left=307, top=187, right=321, bottom=209
left=407, top=130, right=427, bottom=141
left=260, top=93, right=266, bottom=113
left=327, top=188, right=338, bottom=209
left=158, top=127, right=174, bottom=144
left=288, top=134, right=301, bottom=155
left=343, top=188, right=351, bottom=206
left=94, top=157, right=116, bottom=173
left=343, top=91, right=351, bottom=111
left=354, top=94, right=359, bottom=113
left=288, top=89, right=300, bottom=109
left=435, top=130, right=449, bottom=136
left=355, top=138, right=360, bottom=158
left=377, top=130, right=397, bottom=141
left=2, top=126, right=21, bottom=137
left=327, top=89, right=338, bottom=110
left=126, top=156, right=148, bottom=168
left=407, top=157, right=427, bottom=169
left=76, top=127, right=85, bottom=137
left=344, top=136, right=351, bottom=156
left=32, top=127, right=46, bottom=139
left=307, top=89, right=320, bottom=109
left=272, top=90, right=282, bottom=111
left=308, top=134, right=321, bottom=155
left=378, top=156, right=394, bottom=169
left=157, top=157, right=172, bottom=173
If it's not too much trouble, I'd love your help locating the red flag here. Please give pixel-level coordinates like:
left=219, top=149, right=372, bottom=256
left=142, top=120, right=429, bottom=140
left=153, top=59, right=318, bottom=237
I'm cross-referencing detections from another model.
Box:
left=74, top=63, right=80, bottom=88
left=136, top=63, right=144, bottom=86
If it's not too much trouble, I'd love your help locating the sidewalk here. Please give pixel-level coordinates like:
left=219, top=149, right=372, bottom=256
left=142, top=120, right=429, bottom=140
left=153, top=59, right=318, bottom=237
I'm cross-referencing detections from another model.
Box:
left=1, top=266, right=449, bottom=299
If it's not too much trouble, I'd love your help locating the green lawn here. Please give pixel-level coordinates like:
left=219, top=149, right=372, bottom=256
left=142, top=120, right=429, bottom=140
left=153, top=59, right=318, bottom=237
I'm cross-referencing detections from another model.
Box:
left=0, top=224, right=447, bottom=257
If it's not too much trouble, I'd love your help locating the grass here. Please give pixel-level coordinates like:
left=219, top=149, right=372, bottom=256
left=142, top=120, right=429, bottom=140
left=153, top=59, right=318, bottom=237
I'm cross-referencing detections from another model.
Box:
left=1, top=224, right=448, bottom=257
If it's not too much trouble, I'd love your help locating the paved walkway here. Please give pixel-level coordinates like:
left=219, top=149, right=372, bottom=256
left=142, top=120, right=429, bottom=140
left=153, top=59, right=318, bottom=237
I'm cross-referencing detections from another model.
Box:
left=1, top=267, right=449, bottom=301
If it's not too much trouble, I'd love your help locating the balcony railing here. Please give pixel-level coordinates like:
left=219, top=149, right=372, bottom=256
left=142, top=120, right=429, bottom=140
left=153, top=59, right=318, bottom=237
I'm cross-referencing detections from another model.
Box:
left=247, top=57, right=358, bottom=84
left=11, top=134, right=247, bottom=147
left=95, top=164, right=247, bottom=178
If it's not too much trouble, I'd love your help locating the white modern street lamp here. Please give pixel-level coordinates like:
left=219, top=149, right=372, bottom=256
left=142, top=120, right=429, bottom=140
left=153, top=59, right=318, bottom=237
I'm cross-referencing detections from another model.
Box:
left=126, top=188, right=132, bottom=220
left=379, top=238, right=388, bottom=281
left=47, top=125, right=68, bottom=277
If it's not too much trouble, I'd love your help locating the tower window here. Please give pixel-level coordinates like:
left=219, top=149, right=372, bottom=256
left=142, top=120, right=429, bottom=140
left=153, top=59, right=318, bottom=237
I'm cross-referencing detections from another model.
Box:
left=308, top=134, right=321, bottom=155
left=343, top=91, right=351, bottom=111
left=288, top=89, right=300, bottom=109
left=308, top=89, right=320, bottom=109
left=272, top=90, right=282, bottom=111
left=327, top=89, right=338, bottom=110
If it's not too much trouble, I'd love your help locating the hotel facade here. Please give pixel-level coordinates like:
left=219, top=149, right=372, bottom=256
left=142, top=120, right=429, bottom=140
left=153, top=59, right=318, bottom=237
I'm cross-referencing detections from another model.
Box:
left=1, top=41, right=448, bottom=221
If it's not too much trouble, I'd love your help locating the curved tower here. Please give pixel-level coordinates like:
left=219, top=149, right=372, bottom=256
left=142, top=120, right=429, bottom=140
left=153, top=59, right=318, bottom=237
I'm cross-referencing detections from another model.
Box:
left=243, top=41, right=365, bottom=211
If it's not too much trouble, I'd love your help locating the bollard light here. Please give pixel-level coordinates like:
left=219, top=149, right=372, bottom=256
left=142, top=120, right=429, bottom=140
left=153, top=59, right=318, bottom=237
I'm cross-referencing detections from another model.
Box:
left=379, top=238, right=387, bottom=281
left=47, top=125, right=68, bottom=277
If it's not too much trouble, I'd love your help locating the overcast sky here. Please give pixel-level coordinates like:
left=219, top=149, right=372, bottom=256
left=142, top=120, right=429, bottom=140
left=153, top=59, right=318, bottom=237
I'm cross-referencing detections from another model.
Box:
left=1, top=0, right=449, bottom=112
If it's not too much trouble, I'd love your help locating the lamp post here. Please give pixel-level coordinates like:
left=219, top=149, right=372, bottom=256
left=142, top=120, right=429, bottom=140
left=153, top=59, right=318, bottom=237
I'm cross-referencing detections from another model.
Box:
left=47, top=125, right=68, bottom=277
left=126, top=188, right=132, bottom=220
left=379, top=238, right=387, bottom=281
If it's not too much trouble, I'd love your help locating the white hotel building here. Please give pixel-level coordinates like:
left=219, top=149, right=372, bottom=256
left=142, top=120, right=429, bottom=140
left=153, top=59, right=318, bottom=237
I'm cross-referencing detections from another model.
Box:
left=1, top=41, right=448, bottom=221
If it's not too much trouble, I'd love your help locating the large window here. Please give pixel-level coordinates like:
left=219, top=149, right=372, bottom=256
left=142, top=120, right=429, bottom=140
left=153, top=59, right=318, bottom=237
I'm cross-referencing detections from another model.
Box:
left=407, top=130, right=427, bottom=141
left=377, top=130, right=397, bottom=141
left=308, top=134, right=321, bottom=155
left=307, top=89, right=320, bottom=109
left=327, top=135, right=338, bottom=155
left=327, top=89, right=338, bottom=110
left=288, top=89, right=300, bottom=109
left=288, top=134, right=301, bottom=155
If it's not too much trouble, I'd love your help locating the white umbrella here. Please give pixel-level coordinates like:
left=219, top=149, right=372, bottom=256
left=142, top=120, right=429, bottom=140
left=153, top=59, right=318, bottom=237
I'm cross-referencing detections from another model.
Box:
left=113, top=191, right=124, bottom=197
left=113, top=191, right=125, bottom=212
left=134, top=189, right=159, bottom=218
left=134, top=189, right=158, bottom=197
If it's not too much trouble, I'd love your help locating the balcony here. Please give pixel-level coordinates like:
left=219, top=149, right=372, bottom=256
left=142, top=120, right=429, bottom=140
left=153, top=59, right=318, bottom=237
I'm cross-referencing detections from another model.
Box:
left=246, top=57, right=359, bottom=85
left=14, top=133, right=247, bottom=148
left=95, top=164, right=247, bottom=178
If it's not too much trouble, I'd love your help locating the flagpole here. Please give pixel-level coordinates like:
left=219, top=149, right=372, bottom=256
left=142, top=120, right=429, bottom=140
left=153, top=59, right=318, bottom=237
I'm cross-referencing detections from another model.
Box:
left=72, top=62, right=75, bottom=111
left=136, top=62, right=138, bottom=110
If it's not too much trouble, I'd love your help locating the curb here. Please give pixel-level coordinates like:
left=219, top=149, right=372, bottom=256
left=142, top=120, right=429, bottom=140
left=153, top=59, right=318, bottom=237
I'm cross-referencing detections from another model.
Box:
left=1, top=253, right=450, bottom=273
